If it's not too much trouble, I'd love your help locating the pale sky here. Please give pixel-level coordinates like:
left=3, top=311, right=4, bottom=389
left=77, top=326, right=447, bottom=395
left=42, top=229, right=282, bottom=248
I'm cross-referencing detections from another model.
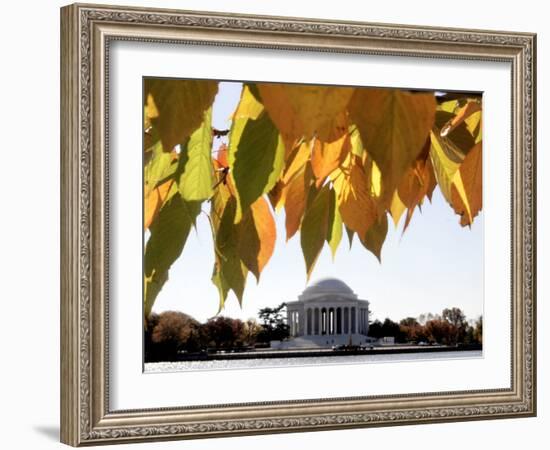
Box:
left=150, top=82, right=484, bottom=324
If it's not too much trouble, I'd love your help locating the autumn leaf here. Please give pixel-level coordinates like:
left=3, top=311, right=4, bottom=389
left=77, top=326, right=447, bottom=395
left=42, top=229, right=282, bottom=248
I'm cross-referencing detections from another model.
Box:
left=429, top=130, right=463, bottom=203
left=359, top=213, right=388, bottom=262
left=144, top=79, right=218, bottom=152
left=177, top=108, right=214, bottom=201
left=311, top=113, right=351, bottom=186
left=144, top=141, right=177, bottom=198
left=389, top=190, right=406, bottom=227
left=282, top=140, right=310, bottom=185
left=349, top=89, right=436, bottom=197
left=430, top=130, right=476, bottom=225
left=144, top=195, right=201, bottom=316
left=285, top=163, right=314, bottom=240
left=434, top=109, right=476, bottom=158
left=229, top=90, right=285, bottom=222
left=397, top=143, right=435, bottom=212
left=144, top=179, right=176, bottom=230
left=300, top=185, right=332, bottom=279
left=451, top=142, right=482, bottom=226
left=237, top=196, right=276, bottom=281
left=331, top=154, right=378, bottom=239
left=256, top=83, right=355, bottom=144
left=326, top=189, right=343, bottom=259
left=267, top=179, right=286, bottom=212
left=441, top=100, right=482, bottom=137
left=212, top=197, right=248, bottom=306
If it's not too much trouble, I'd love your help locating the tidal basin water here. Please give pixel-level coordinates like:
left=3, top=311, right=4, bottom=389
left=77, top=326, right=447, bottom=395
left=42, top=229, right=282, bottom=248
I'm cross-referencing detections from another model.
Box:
left=144, top=350, right=482, bottom=373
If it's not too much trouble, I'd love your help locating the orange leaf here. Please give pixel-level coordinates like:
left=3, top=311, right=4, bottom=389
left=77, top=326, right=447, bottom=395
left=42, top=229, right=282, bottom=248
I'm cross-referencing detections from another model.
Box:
left=214, top=143, right=229, bottom=169
left=283, top=140, right=311, bottom=185
left=331, top=155, right=378, bottom=239
left=144, top=179, right=174, bottom=230
left=237, top=197, right=276, bottom=280
left=311, top=113, right=351, bottom=186
left=285, top=163, right=314, bottom=240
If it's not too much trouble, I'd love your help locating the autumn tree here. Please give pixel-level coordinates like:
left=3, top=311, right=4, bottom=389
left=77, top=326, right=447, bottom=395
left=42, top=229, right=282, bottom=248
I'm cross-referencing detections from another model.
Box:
left=240, top=319, right=263, bottom=346
left=143, top=80, right=482, bottom=320
left=145, top=311, right=202, bottom=361
left=202, top=316, right=245, bottom=349
left=424, top=318, right=456, bottom=345
left=473, top=316, right=483, bottom=344
left=399, top=317, right=428, bottom=343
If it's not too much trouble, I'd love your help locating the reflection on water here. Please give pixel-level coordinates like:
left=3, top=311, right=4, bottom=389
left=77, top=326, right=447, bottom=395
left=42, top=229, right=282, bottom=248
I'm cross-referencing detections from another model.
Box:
left=144, top=350, right=482, bottom=373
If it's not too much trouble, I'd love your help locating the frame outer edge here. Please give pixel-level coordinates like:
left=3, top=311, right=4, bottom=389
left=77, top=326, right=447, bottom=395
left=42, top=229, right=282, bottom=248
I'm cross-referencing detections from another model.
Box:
left=61, top=3, right=81, bottom=447
left=61, top=2, right=537, bottom=445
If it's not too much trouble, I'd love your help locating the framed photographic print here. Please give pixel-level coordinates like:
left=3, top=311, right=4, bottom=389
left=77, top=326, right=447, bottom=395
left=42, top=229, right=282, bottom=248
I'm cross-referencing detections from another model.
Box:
left=60, top=3, right=536, bottom=446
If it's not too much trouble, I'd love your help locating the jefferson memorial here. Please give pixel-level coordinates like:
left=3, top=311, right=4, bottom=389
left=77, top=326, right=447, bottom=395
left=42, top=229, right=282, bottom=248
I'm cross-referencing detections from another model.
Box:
left=272, top=278, right=374, bottom=349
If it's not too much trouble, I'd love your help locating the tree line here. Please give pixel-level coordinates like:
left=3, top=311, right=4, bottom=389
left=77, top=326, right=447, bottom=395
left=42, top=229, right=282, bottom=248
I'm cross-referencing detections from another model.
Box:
left=145, top=305, right=481, bottom=361
left=145, top=303, right=289, bottom=362
left=369, top=307, right=482, bottom=346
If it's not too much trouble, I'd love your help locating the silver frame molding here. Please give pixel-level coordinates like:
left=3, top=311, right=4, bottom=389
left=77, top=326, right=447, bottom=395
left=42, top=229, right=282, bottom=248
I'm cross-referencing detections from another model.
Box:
left=60, top=3, right=536, bottom=446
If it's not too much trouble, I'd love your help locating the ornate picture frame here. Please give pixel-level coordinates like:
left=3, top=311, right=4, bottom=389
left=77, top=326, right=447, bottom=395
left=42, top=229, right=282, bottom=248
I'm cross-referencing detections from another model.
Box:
left=60, top=3, right=536, bottom=446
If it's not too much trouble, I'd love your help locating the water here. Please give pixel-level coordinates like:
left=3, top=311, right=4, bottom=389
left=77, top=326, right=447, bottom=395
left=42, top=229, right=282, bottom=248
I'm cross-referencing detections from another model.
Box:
left=144, top=350, right=482, bottom=373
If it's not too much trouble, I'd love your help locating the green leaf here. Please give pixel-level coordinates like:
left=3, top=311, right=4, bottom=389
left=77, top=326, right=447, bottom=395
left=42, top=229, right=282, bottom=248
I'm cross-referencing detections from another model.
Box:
left=144, top=141, right=175, bottom=197
left=143, top=195, right=201, bottom=317
left=359, top=213, right=388, bottom=262
left=229, top=110, right=285, bottom=222
left=212, top=197, right=248, bottom=306
left=144, top=270, right=168, bottom=319
left=144, top=79, right=218, bottom=152
left=326, top=189, right=343, bottom=259
left=300, top=185, right=332, bottom=279
left=178, top=108, right=214, bottom=201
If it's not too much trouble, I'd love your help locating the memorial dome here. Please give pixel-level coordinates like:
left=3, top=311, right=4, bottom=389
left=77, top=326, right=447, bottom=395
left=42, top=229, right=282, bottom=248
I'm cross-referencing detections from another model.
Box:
left=301, top=278, right=355, bottom=297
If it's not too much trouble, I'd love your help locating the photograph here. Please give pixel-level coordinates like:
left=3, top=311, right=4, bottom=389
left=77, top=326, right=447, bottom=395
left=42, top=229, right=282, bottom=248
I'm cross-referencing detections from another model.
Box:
left=143, top=79, right=484, bottom=371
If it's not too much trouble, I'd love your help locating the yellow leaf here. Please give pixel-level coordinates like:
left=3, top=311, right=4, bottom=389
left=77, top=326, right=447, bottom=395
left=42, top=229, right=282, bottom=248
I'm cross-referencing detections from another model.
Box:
left=389, top=190, right=406, bottom=227
left=282, top=140, right=311, bottom=185
left=311, top=113, right=351, bottom=187
left=440, top=100, right=481, bottom=137
left=451, top=142, right=482, bottom=226
left=231, top=84, right=264, bottom=121
left=331, top=154, right=378, bottom=239
left=370, top=161, right=382, bottom=197
left=429, top=130, right=463, bottom=203
left=257, top=83, right=355, bottom=144
left=349, top=88, right=436, bottom=197
left=144, top=79, right=218, bottom=152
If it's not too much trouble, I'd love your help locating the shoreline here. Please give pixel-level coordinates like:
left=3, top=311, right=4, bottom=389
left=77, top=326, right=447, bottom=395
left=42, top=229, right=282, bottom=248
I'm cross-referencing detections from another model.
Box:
left=146, top=343, right=482, bottom=363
